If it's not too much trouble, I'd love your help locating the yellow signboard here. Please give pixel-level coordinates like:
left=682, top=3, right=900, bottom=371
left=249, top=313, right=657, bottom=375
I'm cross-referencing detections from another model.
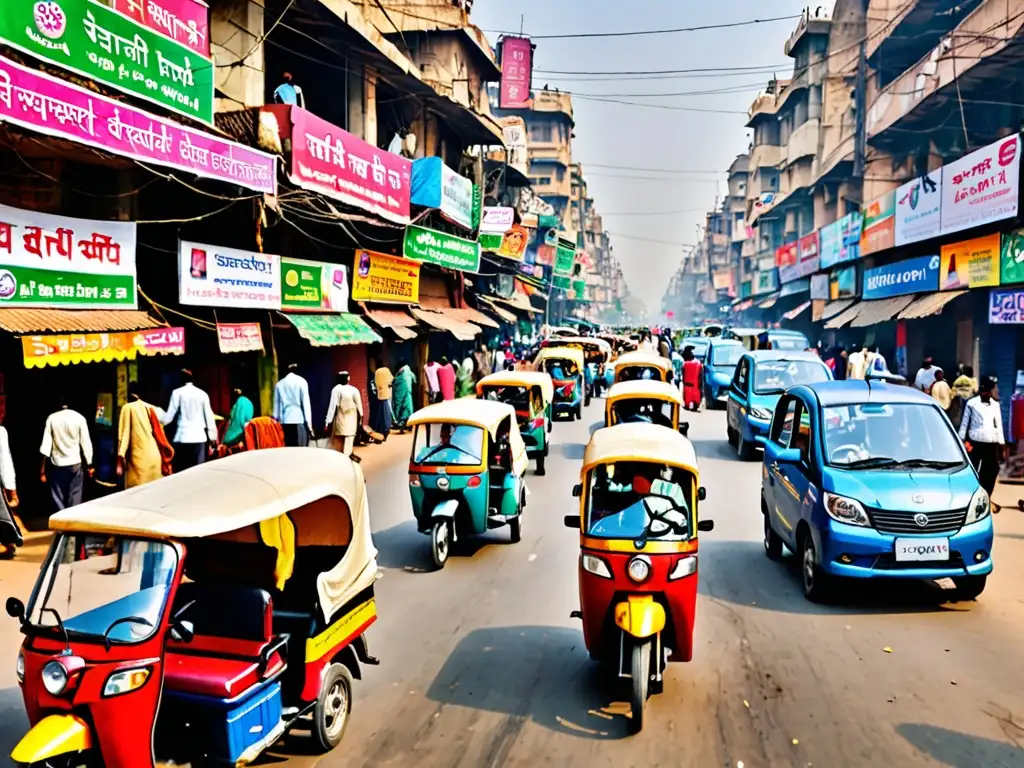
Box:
left=352, top=250, right=421, bottom=303
left=939, top=233, right=1000, bottom=290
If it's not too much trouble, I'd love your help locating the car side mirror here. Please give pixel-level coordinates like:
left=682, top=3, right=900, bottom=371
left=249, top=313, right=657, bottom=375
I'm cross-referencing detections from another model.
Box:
left=698, top=519, right=715, bottom=532
left=563, top=514, right=579, bottom=529
left=679, top=422, right=690, bottom=437
left=572, top=483, right=582, bottom=498
left=773, top=447, right=802, bottom=465
left=6, top=597, right=25, bottom=623
left=170, top=619, right=194, bottom=643
left=698, top=486, right=707, bottom=501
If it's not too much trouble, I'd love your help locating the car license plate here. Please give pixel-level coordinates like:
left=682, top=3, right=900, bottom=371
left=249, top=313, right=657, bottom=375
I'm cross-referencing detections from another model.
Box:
left=894, top=537, right=950, bottom=562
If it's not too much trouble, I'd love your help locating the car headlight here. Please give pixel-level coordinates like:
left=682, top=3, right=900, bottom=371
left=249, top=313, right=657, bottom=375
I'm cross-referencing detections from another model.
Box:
left=823, top=491, right=870, bottom=527
left=627, top=555, right=652, bottom=583
left=749, top=406, right=773, bottom=421
left=15, top=651, right=24, bottom=684
left=103, top=667, right=151, bottom=697
left=41, top=660, right=68, bottom=696
left=966, top=487, right=990, bottom=524
left=668, top=555, right=698, bottom=580
left=582, top=553, right=613, bottom=579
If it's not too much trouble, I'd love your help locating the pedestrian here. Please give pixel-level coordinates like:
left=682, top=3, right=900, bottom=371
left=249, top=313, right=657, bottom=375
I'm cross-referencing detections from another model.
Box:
left=437, top=356, right=456, bottom=401
left=959, top=376, right=1006, bottom=499
left=952, top=365, right=978, bottom=400
left=658, top=332, right=672, bottom=360
left=325, top=371, right=363, bottom=458
left=473, top=343, right=492, bottom=383
left=39, top=395, right=93, bottom=511
left=831, top=346, right=849, bottom=380
left=163, top=369, right=218, bottom=472
left=930, top=369, right=952, bottom=412
left=681, top=346, right=703, bottom=411
left=847, top=344, right=868, bottom=380
left=913, top=356, right=941, bottom=393
left=117, top=382, right=170, bottom=488
left=372, top=360, right=394, bottom=437
left=222, top=387, right=254, bottom=450
left=0, top=413, right=22, bottom=559
left=424, top=357, right=442, bottom=404
left=457, top=356, right=475, bottom=397
left=273, top=363, right=313, bottom=447
left=392, top=361, right=416, bottom=432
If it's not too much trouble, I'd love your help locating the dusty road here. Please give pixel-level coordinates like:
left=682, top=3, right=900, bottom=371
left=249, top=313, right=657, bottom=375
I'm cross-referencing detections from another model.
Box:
left=3, top=398, right=1024, bottom=767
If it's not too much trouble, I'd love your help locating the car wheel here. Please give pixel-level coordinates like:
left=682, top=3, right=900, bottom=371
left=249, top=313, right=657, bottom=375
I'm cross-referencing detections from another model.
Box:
left=727, top=426, right=737, bottom=447
left=737, top=432, right=755, bottom=461
left=951, top=575, right=987, bottom=602
left=313, top=663, right=353, bottom=751
left=763, top=511, right=783, bottom=560
left=800, top=532, right=832, bottom=603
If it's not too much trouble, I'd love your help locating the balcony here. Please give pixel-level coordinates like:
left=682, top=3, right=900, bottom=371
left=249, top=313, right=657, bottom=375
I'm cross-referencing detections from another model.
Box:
left=530, top=90, right=575, bottom=123
left=749, top=143, right=785, bottom=171
left=786, top=118, right=820, bottom=166
left=529, top=143, right=571, bottom=167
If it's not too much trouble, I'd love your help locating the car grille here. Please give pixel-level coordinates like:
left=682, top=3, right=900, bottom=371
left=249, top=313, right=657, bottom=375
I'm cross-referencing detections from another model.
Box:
left=873, top=552, right=966, bottom=570
left=867, top=507, right=967, bottom=535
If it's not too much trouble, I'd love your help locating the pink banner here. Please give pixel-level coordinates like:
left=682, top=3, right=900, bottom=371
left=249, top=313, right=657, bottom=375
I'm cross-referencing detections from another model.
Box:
left=114, top=0, right=210, bottom=56
left=288, top=107, right=411, bottom=224
left=217, top=322, right=264, bottom=353
left=499, top=37, right=532, bottom=109
left=0, top=56, right=276, bottom=194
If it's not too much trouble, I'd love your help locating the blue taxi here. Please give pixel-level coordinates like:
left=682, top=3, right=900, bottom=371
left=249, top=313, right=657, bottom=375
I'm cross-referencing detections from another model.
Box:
left=761, top=381, right=993, bottom=602
left=703, top=338, right=744, bottom=409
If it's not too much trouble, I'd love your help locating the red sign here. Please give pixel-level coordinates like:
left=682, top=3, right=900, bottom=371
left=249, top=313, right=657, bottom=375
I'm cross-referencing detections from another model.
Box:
left=775, top=242, right=798, bottom=268
left=535, top=244, right=555, bottom=266
left=217, top=323, right=264, bottom=354
left=288, top=107, right=412, bottom=224
left=499, top=37, right=533, bottom=109
left=797, top=232, right=820, bottom=276
left=113, top=0, right=210, bottom=56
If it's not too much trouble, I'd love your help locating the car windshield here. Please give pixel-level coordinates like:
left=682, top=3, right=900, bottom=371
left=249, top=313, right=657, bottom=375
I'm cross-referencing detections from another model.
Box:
left=770, top=335, right=808, bottom=351
left=711, top=345, right=744, bottom=367
left=611, top=399, right=675, bottom=428
left=413, top=423, right=484, bottom=465
left=29, top=535, right=177, bottom=644
left=753, top=360, right=829, bottom=394
left=585, top=462, right=693, bottom=541
left=823, top=403, right=966, bottom=468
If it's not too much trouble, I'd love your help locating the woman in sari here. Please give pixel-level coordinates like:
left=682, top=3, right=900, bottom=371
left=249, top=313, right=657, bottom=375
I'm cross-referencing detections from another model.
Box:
left=222, top=388, right=254, bottom=452
left=392, top=362, right=416, bottom=432
left=456, top=357, right=475, bottom=398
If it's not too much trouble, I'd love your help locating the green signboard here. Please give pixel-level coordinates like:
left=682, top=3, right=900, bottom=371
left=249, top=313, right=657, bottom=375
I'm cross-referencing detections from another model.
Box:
left=553, top=275, right=572, bottom=289
left=403, top=224, right=481, bottom=272
left=1001, top=229, right=1024, bottom=285
left=2, top=264, right=135, bottom=307
left=471, top=184, right=482, bottom=230
left=479, top=232, right=502, bottom=251
left=281, top=257, right=324, bottom=310
left=554, top=245, right=575, bottom=276
left=572, top=279, right=586, bottom=296
left=0, top=0, right=215, bottom=124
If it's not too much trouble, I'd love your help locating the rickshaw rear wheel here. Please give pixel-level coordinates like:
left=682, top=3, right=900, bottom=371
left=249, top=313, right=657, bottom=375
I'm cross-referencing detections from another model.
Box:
left=313, top=663, right=353, bottom=751
left=575, top=403, right=583, bottom=420
left=629, top=639, right=651, bottom=734
left=510, top=502, right=523, bottom=543
left=431, top=520, right=452, bottom=569
left=535, top=453, right=546, bottom=475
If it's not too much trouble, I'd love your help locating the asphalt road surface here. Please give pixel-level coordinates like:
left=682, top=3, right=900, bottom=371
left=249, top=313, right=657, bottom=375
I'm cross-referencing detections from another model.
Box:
left=3, top=397, right=1024, bottom=767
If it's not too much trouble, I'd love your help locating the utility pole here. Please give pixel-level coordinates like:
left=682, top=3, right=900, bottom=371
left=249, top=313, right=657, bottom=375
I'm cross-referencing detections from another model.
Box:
left=852, top=3, right=868, bottom=180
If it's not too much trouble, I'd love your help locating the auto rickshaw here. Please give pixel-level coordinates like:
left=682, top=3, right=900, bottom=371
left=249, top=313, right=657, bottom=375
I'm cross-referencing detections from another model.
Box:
left=612, top=351, right=674, bottom=384
left=543, top=336, right=612, bottom=402
left=476, top=370, right=554, bottom=476
left=564, top=423, right=712, bottom=733
left=8, top=449, right=379, bottom=768
left=534, top=347, right=586, bottom=420
left=604, top=380, right=689, bottom=435
left=408, top=400, right=529, bottom=569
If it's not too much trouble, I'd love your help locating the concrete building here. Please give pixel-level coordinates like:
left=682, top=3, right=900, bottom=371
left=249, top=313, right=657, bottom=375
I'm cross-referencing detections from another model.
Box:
left=725, top=154, right=750, bottom=299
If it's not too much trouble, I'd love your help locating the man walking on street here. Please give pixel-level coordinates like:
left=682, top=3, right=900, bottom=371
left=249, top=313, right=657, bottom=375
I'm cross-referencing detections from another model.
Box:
left=372, top=360, right=394, bottom=438
left=326, top=371, right=363, bottom=459
left=117, top=382, right=170, bottom=488
left=274, top=363, right=313, bottom=447
left=162, top=369, right=218, bottom=472
left=959, top=376, right=1006, bottom=502
left=424, top=357, right=441, bottom=404
left=0, top=413, right=22, bottom=558
left=930, top=369, right=952, bottom=412
left=914, top=356, right=941, bottom=393
left=40, top=396, right=93, bottom=510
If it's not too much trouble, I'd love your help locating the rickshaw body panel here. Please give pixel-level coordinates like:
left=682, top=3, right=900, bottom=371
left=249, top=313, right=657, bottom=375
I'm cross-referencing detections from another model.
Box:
left=300, top=596, right=377, bottom=701
left=409, top=468, right=490, bottom=535
left=11, top=714, right=93, bottom=765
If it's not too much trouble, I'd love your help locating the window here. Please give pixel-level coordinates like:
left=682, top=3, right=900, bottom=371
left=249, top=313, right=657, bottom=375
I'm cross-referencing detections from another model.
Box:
left=712, top=344, right=744, bottom=368
left=530, top=123, right=552, bottom=142
left=584, top=462, right=693, bottom=542
left=413, top=424, right=484, bottom=466
left=822, top=403, right=966, bottom=468
left=733, top=358, right=750, bottom=393
left=533, top=176, right=552, bottom=186
left=774, top=398, right=798, bottom=447
left=555, top=167, right=565, bottom=181
left=752, top=360, right=830, bottom=395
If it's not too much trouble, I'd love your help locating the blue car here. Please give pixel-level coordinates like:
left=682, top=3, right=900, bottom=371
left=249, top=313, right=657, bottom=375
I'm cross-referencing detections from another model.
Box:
left=703, top=338, right=744, bottom=409
left=727, top=351, right=832, bottom=460
left=761, top=381, right=993, bottom=603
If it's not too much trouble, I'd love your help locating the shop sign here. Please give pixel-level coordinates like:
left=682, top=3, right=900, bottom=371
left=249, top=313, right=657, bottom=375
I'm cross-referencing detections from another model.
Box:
left=0, top=56, right=276, bottom=193
left=780, top=278, right=809, bottom=297
left=487, top=225, right=529, bottom=262
left=776, top=241, right=799, bottom=284
left=830, top=265, right=857, bottom=299
left=860, top=190, right=896, bottom=255
left=989, top=288, right=1024, bottom=324
left=797, top=232, right=820, bottom=277
left=862, top=254, right=940, bottom=300
left=535, top=244, right=555, bottom=266
left=481, top=206, right=515, bottom=234
left=810, top=273, right=829, bottom=300
left=539, top=214, right=560, bottom=229
left=352, top=250, right=420, bottom=303
left=22, top=326, right=184, bottom=368
left=1000, top=227, right=1024, bottom=284
left=499, top=36, right=532, bottom=109
left=941, top=134, right=1020, bottom=236
left=554, top=242, right=576, bottom=276
left=553, top=275, right=571, bottom=290
left=290, top=107, right=411, bottom=224
left=410, top=157, right=474, bottom=230
left=178, top=241, right=281, bottom=309
left=0, top=203, right=136, bottom=309
left=0, top=0, right=214, bottom=124
left=112, top=0, right=209, bottom=57
left=839, top=212, right=862, bottom=264
left=497, top=116, right=528, bottom=176
left=753, top=269, right=778, bottom=296
left=281, top=257, right=348, bottom=312
left=895, top=171, right=942, bottom=246
left=402, top=225, right=480, bottom=272
left=572, top=279, right=586, bottom=297
left=479, top=233, right=502, bottom=251
left=217, top=322, right=263, bottom=353
left=818, top=220, right=842, bottom=269
left=939, top=233, right=1000, bottom=291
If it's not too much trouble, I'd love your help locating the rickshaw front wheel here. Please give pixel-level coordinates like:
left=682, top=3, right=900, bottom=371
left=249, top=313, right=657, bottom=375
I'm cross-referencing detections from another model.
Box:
left=535, top=453, right=546, bottom=476
left=313, top=663, right=353, bottom=751
left=509, top=508, right=523, bottom=543
left=431, top=520, right=452, bottom=569
left=629, top=639, right=652, bottom=734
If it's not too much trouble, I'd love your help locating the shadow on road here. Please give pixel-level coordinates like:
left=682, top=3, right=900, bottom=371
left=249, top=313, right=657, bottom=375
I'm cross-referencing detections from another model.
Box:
left=371, top=520, right=512, bottom=573
left=425, top=626, right=633, bottom=740
left=561, top=442, right=587, bottom=461
left=896, top=723, right=1024, bottom=767
left=687, top=438, right=738, bottom=462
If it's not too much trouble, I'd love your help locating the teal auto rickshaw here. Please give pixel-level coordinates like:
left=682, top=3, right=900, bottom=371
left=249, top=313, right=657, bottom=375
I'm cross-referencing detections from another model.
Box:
left=476, top=370, right=555, bottom=476
left=408, top=400, right=529, bottom=569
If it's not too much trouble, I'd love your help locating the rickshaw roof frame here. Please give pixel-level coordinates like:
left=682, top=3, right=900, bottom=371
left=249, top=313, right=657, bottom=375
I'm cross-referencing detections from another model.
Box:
left=534, top=347, right=586, bottom=370
left=548, top=336, right=613, bottom=354
left=407, top=398, right=520, bottom=440
left=582, top=422, right=699, bottom=475
left=477, top=371, right=555, bottom=405
left=612, top=351, right=673, bottom=373
left=606, top=379, right=684, bottom=406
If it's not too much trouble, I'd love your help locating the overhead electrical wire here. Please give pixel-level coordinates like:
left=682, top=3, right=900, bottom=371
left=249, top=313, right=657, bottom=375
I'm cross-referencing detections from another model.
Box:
left=486, top=14, right=801, bottom=40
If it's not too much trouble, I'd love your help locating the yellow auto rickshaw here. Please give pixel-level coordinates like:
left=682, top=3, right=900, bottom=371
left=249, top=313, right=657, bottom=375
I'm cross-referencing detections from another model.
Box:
left=534, top=347, right=587, bottom=419
left=612, top=351, right=673, bottom=384
left=543, top=336, right=612, bottom=399
left=604, top=379, right=689, bottom=435
left=476, top=370, right=554, bottom=475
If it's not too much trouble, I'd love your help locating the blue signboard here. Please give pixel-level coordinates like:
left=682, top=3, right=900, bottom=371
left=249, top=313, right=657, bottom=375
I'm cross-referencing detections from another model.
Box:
left=819, top=220, right=842, bottom=270
left=989, top=288, right=1024, bottom=324
left=818, top=212, right=863, bottom=270
left=862, top=254, right=940, bottom=300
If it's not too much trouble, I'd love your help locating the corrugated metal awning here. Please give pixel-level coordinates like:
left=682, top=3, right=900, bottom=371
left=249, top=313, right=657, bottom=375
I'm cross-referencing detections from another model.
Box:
left=850, top=296, right=916, bottom=328
left=409, top=308, right=481, bottom=341
left=281, top=313, right=382, bottom=346
left=361, top=307, right=418, bottom=340
left=479, top=298, right=518, bottom=324
left=898, top=291, right=967, bottom=320
left=824, top=302, right=863, bottom=329
left=820, top=299, right=855, bottom=320
left=0, top=309, right=164, bottom=334
left=450, top=306, right=500, bottom=330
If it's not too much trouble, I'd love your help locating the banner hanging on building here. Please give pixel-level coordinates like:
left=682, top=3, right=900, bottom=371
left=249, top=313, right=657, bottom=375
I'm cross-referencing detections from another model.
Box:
left=0, top=203, right=137, bottom=309
left=939, top=233, right=1000, bottom=291
left=797, top=231, right=820, bottom=277
left=281, top=257, right=348, bottom=312
left=217, top=322, right=263, bottom=353
left=22, top=326, right=184, bottom=368
left=113, top=0, right=209, bottom=57
left=860, top=190, right=895, bottom=255
left=941, top=134, right=1020, bottom=236
left=410, top=157, right=475, bottom=230
left=830, top=265, right=857, bottom=299
left=497, top=117, right=528, bottom=177
left=0, top=0, right=215, bottom=124
left=499, top=36, right=532, bottom=109
left=989, top=288, right=1024, bottom=324
left=402, top=225, right=480, bottom=272
left=862, top=254, right=940, bottom=300
left=178, top=241, right=281, bottom=309
left=895, top=171, right=942, bottom=246
left=352, top=250, right=420, bottom=303
left=553, top=239, right=576, bottom=276
left=481, top=206, right=515, bottom=235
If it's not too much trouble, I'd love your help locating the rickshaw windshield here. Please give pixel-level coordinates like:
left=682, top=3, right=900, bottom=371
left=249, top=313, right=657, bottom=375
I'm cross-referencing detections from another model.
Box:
left=542, top=359, right=579, bottom=379
left=611, top=399, right=674, bottom=428
left=28, top=534, right=178, bottom=645
left=618, top=365, right=662, bottom=382
left=413, top=423, right=484, bottom=465
left=482, top=386, right=530, bottom=411
left=584, top=462, right=693, bottom=541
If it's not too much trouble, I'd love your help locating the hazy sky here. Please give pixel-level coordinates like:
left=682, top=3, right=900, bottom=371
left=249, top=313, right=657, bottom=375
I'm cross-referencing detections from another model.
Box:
left=472, top=0, right=822, bottom=311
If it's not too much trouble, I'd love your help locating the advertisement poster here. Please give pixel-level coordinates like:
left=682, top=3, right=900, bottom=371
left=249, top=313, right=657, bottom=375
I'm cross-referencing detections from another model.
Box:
left=289, top=107, right=412, bottom=224
left=895, top=171, right=943, bottom=246
left=838, top=212, right=862, bottom=265
left=989, top=288, right=1024, bottom=324
left=113, top=0, right=209, bottom=56
left=499, top=36, right=532, bottom=109
left=810, top=273, right=829, bottom=300
left=481, top=206, right=515, bottom=234
left=402, top=225, right=480, bottom=272
left=941, top=134, right=1020, bottom=236
left=178, top=241, right=281, bottom=309
left=22, top=326, right=184, bottom=368
left=939, top=233, right=1000, bottom=290
left=0, top=202, right=137, bottom=309
left=860, top=190, right=895, bottom=255
left=830, top=265, right=857, bottom=299
left=217, top=322, right=263, bottom=353
left=495, top=225, right=529, bottom=261
left=497, top=116, right=528, bottom=176
left=553, top=242, right=576, bottom=276
left=1000, top=227, right=1024, bottom=284
left=281, top=257, right=348, bottom=312
left=797, top=231, right=820, bottom=277
left=352, top=250, right=420, bottom=303
left=862, top=254, right=940, bottom=300
left=410, top=157, right=474, bottom=230
left=819, top=219, right=842, bottom=269
left=0, top=0, right=215, bottom=124
left=776, top=241, right=799, bottom=284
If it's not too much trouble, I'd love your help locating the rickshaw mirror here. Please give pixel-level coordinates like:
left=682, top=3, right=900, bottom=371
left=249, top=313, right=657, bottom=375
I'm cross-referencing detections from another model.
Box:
left=563, top=514, right=579, bottom=529
left=698, top=486, right=707, bottom=501
left=6, top=597, right=25, bottom=622
left=170, top=619, right=194, bottom=643
left=698, top=519, right=715, bottom=532
left=572, top=483, right=582, bottom=498
left=679, top=422, right=690, bottom=437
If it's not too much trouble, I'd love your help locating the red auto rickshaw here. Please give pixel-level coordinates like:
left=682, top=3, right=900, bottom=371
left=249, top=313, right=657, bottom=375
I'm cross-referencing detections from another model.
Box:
left=564, top=422, right=711, bottom=732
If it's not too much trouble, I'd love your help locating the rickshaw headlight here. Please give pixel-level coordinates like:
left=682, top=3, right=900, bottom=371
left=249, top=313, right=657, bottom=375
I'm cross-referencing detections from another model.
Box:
left=103, top=667, right=151, bottom=697
left=41, top=660, right=68, bottom=696
left=15, top=651, right=24, bottom=684
left=582, top=553, right=613, bottom=579
left=626, top=555, right=652, bottom=583
left=669, top=555, right=698, bottom=580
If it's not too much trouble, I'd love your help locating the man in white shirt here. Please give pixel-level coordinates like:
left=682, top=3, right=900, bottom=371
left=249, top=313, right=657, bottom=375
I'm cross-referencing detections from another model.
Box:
left=39, top=397, right=93, bottom=510
left=325, top=371, right=363, bottom=458
left=913, top=356, right=941, bottom=393
left=959, top=376, right=1005, bottom=496
left=274, top=363, right=313, bottom=447
left=162, top=369, right=217, bottom=472
left=846, top=345, right=868, bottom=380
left=0, top=415, right=22, bottom=557
left=423, top=359, right=441, bottom=404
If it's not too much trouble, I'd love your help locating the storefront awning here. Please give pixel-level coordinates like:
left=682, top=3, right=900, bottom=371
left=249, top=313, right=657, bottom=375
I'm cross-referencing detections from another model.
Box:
left=898, top=291, right=968, bottom=320
left=282, top=313, right=382, bottom=347
left=850, top=296, right=916, bottom=328
left=783, top=301, right=812, bottom=321
left=757, top=294, right=779, bottom=309
left=733, top=299, right=754, bottom=312
left=361, top=307, right=419, bottom=340
left=450, top=307, right=500, bottom=330
left=0, top=309, right=164, bottom=334
left=479, top=298, right=518, bottom=324
left=824, top=302, right=863, bottom=329
left=409, top=308, right=481, bottom=341
left=22, top=327, right=185, bottom=369
left=820, top=299, right=855, bottom=320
